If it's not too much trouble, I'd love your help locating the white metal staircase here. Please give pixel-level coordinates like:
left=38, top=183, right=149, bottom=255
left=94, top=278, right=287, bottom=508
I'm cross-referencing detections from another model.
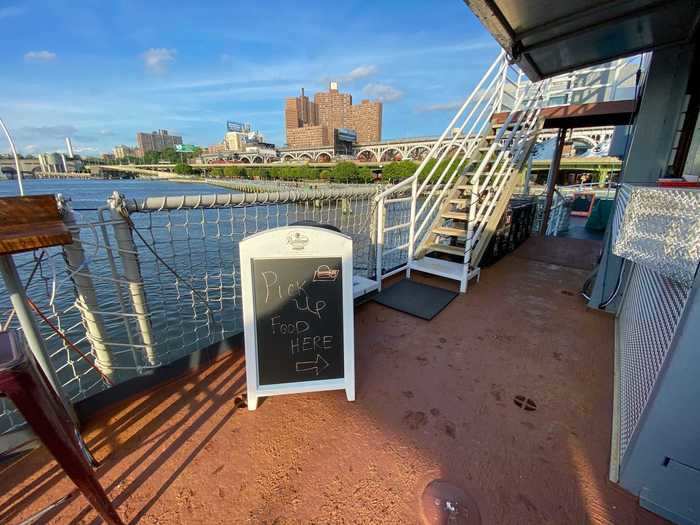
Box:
left=375, top=52, right=549, bottom=292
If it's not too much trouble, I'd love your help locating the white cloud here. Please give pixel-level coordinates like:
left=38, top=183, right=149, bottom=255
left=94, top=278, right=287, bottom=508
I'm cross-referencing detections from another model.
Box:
left=0, top=6, right=23, bottom=19
left=417, top=101, right=462, bottom=112
left=141, top=48, right=176, bottom=74
left=339, top=65, right=378, bottom=82
left=24, top=50, right=57, bottom=62
left=362, top=83, right=403, bottom=102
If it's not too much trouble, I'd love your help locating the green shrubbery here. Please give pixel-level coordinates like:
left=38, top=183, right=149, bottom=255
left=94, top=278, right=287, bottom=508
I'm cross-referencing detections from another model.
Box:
left=200, top=156, right=466, bottom=184
left=174, top=162, right=193, bottom=175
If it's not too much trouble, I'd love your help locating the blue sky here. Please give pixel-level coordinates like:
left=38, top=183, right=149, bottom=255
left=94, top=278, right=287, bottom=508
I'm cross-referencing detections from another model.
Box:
left=0, top=1, right=499, bottom=155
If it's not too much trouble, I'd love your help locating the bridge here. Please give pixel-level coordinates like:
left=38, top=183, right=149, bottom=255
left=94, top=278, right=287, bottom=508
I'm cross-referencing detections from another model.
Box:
left=0, top=158, right=86, bottom=179
left=275, top=127, right=615, bottom=163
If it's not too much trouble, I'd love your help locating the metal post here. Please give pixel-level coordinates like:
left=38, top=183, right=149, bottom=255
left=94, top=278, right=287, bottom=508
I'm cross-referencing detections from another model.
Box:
left=59, top=197, right=117, bottom=381
left=524, top=154, right=533, bottom=196
left=108, top=193, right=158, bottom=367
left=0, top=118, right=24, bottom=196
left=405, top=178, right=418, bottom=278
left=375, top=198, right=385, bottom=290
left=0, top=254, right=77, bottom=422
left=540, top=127, right=567, bottom=236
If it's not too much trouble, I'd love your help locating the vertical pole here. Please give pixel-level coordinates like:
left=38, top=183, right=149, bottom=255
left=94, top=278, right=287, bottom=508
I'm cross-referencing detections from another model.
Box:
left=524, top=154, right=533, bottom=196
left=540, top=127, right=567, bottom=235
left=463, top=177, right=479, bottom=294
left=108, top=193, right=158, bottom=367
left=375, top=198, right=384, bottom=291
left=0, top=255, right=77, bottom=422
left=59, top=198, right=117, bottom=382
left=405, top=177, right=418, bottom=278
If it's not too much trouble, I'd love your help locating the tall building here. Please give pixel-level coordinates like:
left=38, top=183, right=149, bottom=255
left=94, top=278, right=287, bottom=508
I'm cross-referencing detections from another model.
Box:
left=348, top=99, right=382, bottom=144
left=284, top=82, right=382, bottom=148
left=314, top=81, right=352, bottom=134
left=285, top=88, right=318, bottom=131
left=136, top=129, right=183, bottom=153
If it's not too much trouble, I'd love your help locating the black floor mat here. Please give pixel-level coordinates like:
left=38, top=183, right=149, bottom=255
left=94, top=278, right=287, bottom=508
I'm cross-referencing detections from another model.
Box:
left=372, top=279, right=458, bottom=320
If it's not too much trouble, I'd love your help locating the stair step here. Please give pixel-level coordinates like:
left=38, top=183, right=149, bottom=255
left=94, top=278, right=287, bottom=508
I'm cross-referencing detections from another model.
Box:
left=433, top=226, right=468, bottom=238
left=427, top=243, right=465, bottom=257
left=455, top=185, right=473, bottom=191
left=442, top=211, right=469, bottom=220
left=449, top=198, right=469, bottom=206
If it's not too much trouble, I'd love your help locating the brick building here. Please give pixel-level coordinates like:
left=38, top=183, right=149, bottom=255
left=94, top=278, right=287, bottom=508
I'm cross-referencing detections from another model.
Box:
left=286, top=125, right=331, bottom=148
left=284, top=82, right=382, bottom=148
left=348, top=99, right=382, bottom=144
left=136, top=130, right=183, bottom=153
left=314, top=81, right=352, bottom=134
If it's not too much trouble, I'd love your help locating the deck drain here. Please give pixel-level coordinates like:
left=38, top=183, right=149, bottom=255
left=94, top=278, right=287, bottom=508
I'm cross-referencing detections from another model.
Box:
left=560, top=290, right=575, bottom=296
left=420, top=479, right=481, bottom=525
left=513, top=395, right=537, bottom=411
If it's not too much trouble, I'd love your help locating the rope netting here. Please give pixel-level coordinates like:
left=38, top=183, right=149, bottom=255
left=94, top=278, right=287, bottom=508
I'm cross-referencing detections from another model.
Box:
left=0, top=188, right=382, bottom=436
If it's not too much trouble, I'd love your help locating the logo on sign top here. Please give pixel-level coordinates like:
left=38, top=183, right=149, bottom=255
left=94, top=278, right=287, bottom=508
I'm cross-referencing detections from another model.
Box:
left=287, top=231, right=310, bottom=251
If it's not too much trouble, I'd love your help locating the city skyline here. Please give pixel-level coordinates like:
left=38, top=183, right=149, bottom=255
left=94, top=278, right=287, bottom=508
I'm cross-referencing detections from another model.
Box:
left=0, top=1, right=498, bottom=155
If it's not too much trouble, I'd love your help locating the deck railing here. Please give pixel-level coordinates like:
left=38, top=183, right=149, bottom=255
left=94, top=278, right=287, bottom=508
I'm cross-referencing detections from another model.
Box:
left=0, top=186, right=391, bottom=435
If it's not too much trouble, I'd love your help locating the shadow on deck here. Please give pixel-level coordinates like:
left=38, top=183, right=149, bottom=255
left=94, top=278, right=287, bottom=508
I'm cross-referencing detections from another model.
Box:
left=0, top=236, right=669, bottom=524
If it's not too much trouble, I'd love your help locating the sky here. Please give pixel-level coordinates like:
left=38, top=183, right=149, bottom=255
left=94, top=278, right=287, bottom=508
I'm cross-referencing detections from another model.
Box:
left=0, top=1, right=500, bottom=156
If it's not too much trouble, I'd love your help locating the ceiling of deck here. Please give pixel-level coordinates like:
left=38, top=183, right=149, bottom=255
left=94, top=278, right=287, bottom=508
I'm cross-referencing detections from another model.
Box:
left=465, top=0, right=700, bottom=80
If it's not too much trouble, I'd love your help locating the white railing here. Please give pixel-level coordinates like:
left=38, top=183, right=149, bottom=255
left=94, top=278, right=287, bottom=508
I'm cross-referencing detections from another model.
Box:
left=374, top=52, right=511, bottom=284
left=373, top=52, right=548, bottom=289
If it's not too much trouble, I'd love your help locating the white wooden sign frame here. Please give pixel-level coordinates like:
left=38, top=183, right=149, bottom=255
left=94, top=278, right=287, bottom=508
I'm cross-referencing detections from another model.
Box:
left=239, top=225, right=355, bottom=410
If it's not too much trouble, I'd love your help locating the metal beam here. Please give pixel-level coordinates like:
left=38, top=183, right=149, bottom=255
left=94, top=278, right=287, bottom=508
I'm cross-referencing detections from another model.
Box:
left=540, top=127, right=567, bottom=235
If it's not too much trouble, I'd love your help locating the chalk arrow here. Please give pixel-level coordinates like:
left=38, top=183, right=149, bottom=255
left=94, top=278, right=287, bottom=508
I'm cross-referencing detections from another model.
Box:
left=295, top=354, right=330, bottom=376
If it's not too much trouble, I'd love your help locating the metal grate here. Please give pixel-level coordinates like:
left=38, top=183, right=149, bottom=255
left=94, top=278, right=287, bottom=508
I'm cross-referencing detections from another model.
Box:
left=613, top=185, right=700, bottom=287
left=617, top=263, right=691, bottom=459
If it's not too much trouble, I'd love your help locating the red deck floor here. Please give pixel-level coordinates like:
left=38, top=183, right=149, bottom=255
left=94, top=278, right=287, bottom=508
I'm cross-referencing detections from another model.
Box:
left=0, top=237, right=668, bottom=524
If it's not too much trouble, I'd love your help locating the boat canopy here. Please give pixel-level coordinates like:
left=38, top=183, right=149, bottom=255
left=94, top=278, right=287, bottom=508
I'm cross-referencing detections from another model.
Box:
left=465, top=0, right=700, bottom=80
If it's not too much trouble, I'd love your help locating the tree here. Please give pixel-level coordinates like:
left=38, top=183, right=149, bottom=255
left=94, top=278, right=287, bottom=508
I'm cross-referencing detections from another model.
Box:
left=330, top=161, right=359, bottom=182
left=143, top=151, right=161, bottom=164
left=223, top=165, right=248, bottom=178
left=174, top=162, right=193, bottom=175
left=382, top=160, right=416, bottom=182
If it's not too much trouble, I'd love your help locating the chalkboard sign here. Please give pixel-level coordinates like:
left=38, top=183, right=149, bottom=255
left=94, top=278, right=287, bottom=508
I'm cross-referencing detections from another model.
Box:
left=252, top=257, right=344, bottom=385
left=240, top=226, right=355, bottom=410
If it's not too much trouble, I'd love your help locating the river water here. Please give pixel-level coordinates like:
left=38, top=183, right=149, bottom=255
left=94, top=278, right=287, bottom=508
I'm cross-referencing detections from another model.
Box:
left=0, top=178, right=221, bottom=206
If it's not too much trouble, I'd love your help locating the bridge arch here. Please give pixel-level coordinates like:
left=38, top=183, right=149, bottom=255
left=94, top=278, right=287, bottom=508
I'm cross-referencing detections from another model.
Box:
left=281, top=153, right=296, bottom=162
left=380, top=147, right=403, bottom=162
left=356, top=149, right=378, bottom=162
left=252, top=155, right=263, bottom=164
left=570, top=135, right=597, bottom=148
left=239, top=156, right=251, bottom=164
left=316, top=152, right=332, bottom=163
left=298, top=153, right=313, bottom=162
left=407, top=145, right=430, bottom=161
